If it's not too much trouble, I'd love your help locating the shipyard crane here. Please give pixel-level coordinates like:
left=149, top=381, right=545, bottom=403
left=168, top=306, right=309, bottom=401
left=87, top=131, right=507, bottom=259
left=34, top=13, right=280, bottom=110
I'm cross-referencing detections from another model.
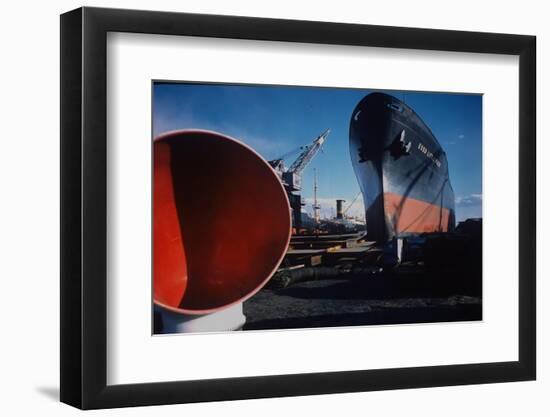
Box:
left=343, top=192, right=362, bottom=217
left=269, top=129, right=330, bottom=230
left=288, top=129, right=330, bottom=175
left=270, top=129, right=330, bottom=192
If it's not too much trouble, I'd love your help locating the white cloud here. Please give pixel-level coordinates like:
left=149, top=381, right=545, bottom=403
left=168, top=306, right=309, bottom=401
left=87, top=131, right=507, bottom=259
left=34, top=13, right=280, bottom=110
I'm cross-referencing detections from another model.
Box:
left=458, top=134, right=465, bottom=139
left=455, top=193, right=482, bottom=207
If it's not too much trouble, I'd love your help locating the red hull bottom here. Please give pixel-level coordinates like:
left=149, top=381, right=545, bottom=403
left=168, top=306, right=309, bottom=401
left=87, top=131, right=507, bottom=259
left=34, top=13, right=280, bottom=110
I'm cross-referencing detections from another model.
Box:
left=383, top=192, right=451, bottom=235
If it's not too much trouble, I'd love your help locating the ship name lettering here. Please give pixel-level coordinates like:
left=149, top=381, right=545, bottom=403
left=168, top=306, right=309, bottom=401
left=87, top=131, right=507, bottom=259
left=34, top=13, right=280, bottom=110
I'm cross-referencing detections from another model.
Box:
left=417, top=142, right=441, bottom=168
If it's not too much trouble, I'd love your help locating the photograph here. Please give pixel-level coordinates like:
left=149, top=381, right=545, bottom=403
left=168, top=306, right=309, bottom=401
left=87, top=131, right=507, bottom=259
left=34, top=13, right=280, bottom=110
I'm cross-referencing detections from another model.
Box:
left=53, top=3, right=537, bottom=411
left=152, top=82, right=483, bottom=334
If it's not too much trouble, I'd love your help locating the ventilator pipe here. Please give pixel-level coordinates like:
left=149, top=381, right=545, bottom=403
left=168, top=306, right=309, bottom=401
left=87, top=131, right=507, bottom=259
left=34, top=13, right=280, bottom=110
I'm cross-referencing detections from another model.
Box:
left=155, top=303, right=246, bottom=334
left=153, top=129, right=292, bottom=316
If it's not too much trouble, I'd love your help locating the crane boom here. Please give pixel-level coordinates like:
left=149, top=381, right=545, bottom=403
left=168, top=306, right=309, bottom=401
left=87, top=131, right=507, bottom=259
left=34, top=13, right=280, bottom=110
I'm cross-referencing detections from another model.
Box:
left=288, top=129, right=330, bottom=174
left=343, top=192, right=362, bottom=216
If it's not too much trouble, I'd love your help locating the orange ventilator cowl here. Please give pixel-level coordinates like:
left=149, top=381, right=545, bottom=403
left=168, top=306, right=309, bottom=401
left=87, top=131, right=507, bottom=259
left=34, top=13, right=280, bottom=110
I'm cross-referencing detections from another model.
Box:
left=153, top=130, right=291, bottom=315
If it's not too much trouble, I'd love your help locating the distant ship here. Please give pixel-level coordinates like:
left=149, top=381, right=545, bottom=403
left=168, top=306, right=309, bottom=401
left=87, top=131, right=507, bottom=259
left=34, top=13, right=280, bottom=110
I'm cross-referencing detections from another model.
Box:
left=349, top=92, right=455, bottom=242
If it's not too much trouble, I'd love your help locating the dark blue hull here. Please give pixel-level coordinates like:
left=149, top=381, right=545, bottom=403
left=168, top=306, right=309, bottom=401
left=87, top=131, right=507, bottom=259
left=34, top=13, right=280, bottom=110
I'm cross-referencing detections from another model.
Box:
left=349, top=93, right=455, bottom=242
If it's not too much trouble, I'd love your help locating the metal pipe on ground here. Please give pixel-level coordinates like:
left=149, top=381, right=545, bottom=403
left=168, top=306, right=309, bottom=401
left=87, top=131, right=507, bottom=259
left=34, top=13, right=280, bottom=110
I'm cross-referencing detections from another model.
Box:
left=268, top=266, right=382, bottom=289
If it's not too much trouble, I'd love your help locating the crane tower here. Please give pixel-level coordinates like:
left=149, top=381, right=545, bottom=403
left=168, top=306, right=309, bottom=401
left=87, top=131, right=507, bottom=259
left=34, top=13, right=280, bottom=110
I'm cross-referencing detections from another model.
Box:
left=269, top=129, right=330, bottom=231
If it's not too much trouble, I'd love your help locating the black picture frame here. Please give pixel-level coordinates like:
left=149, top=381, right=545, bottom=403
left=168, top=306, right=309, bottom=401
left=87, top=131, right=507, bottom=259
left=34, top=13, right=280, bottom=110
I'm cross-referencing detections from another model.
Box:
left=60, top=6, right=536, bottom=410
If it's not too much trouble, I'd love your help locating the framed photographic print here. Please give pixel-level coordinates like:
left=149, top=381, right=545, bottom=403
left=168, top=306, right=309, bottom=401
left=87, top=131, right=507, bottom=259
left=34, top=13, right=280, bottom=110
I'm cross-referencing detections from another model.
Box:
left=60, top=6, right=536, bottom=409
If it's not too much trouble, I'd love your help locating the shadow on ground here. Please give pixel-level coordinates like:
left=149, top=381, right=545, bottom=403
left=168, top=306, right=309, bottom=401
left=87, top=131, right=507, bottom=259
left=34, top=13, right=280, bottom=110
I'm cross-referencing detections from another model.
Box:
left=243, top=267, right=482, bottom=331
left=35, top=386, right=59, bottom=401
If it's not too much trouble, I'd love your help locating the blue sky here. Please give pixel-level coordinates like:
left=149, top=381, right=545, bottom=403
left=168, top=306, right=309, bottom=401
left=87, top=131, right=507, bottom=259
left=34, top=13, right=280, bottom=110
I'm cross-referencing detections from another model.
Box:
left=153, top=82, right=482, bottom=222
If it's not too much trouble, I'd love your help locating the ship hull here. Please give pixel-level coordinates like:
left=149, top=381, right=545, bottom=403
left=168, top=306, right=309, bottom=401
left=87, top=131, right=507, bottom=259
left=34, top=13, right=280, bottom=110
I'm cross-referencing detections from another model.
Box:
left=350, top=92, right=455, bottom=242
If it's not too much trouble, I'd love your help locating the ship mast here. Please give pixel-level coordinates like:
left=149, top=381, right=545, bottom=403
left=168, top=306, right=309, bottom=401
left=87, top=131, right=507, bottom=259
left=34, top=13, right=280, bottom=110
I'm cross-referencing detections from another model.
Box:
left=313, top=168, right=321, bottom=226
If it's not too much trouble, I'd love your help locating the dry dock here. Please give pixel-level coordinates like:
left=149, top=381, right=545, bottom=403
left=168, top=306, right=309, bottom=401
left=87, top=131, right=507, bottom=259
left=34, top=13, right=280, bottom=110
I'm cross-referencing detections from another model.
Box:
left=244, top=276, right=481, bottom=330
left=244, top=225, right=482, bottom=330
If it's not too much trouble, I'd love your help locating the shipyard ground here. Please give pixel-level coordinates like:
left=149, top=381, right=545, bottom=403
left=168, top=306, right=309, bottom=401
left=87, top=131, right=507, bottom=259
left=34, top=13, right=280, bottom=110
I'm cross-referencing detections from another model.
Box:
left=243, top=268, right=482, bottom=330
left=243, top=226, right=483, bottom=330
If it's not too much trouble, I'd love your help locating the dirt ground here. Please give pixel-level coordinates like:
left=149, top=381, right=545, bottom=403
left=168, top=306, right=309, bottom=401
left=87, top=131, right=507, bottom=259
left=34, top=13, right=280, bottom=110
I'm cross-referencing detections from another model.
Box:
left=243, top=269, right=482, bottom=330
